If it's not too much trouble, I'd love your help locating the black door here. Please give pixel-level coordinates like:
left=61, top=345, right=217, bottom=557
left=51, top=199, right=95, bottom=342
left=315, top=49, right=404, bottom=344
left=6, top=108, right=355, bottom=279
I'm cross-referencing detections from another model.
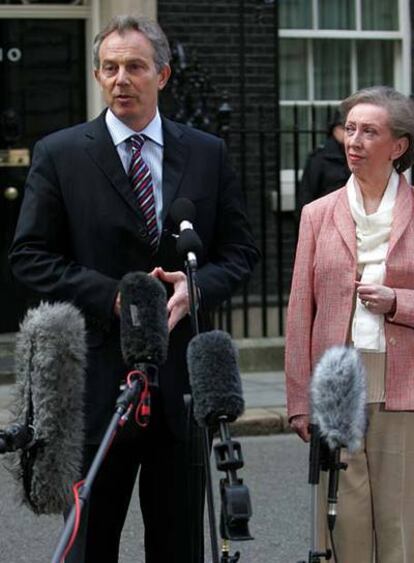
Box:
left=0, top=18, right=86, bottom=332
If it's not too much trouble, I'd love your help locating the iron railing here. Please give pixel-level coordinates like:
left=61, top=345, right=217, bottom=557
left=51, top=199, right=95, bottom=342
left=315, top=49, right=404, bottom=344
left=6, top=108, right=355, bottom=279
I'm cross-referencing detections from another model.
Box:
left=214, top=104, right=337, bottom=338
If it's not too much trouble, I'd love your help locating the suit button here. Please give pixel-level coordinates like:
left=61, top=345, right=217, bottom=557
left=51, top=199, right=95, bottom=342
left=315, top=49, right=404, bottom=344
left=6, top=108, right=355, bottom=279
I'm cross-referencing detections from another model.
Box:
left=389, top=337, right=396, bottom=346
left=138, top=226, right=147, bottom=237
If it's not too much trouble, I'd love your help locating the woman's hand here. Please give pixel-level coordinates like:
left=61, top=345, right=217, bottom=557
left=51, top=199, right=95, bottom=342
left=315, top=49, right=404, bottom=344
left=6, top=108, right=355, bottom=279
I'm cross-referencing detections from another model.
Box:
left=290, top=414, right=311, bottom=442
left=355, top=281, right=396, bottom=315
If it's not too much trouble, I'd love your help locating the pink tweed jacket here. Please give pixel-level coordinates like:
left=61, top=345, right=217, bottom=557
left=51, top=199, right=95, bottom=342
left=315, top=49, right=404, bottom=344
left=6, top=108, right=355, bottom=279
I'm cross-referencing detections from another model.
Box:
left=285, top=175, right=414, bottom=419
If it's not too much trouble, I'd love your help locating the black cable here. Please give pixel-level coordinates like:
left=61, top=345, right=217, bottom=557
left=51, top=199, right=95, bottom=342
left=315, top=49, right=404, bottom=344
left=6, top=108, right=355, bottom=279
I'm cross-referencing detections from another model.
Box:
left=329, top=527, right=338, bottom=563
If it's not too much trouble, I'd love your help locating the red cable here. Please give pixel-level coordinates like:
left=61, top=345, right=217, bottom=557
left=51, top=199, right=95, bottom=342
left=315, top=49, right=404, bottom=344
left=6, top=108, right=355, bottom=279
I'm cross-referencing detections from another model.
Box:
left=136, top=383, right=151, bottom=427
left=60, top=370, right=151, bottom=560
left=126, top=370, right=150, bottom=427
left=62, top=479, right=85, bottom=561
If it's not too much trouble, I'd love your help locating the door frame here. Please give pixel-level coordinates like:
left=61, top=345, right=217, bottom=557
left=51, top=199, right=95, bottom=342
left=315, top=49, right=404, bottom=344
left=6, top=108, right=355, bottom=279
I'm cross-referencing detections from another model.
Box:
left=0, top=0, right=102, bottom=119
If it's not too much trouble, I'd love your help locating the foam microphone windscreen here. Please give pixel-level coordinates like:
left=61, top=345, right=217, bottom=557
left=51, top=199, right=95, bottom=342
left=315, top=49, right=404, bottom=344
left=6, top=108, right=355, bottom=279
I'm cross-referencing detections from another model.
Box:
left=170, top=197, right=196, bottom=226
left=9, top=301, right=86, bottom=514
left=310, top=346, right=367, bottom=452
left=187, top=330, right=244, bottom=426
left=176, top=229, right=203, bottom=259
left=120, top=272, right=169, bottom=367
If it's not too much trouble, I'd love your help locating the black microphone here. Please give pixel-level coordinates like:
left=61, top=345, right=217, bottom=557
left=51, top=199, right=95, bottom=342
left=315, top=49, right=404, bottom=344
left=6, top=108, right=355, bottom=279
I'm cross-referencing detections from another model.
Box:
left=119, top=271, right=169, bottom=366
left=176, top=229, right=203, bottom=262
left=187, top=330, right=244, bottom=426
left=170, top=197, right=196, bottom=230
left=9, top=301, right=86, bottom=515
left=119, top=272, right=169, bottom=385
left=170, top=198, right=203, bottom=267
left=310, top=346, right=367, bottom=529
left=0, top=423, right=35, bottom=453
left=187, top=330, right=253, bottom=542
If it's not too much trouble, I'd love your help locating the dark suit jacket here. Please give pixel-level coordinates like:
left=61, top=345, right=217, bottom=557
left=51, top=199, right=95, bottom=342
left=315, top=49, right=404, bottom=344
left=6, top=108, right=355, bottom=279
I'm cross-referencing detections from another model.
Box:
left=296, top=136, right=350, bottom=218
left=9, top=111, right=259, bottom=443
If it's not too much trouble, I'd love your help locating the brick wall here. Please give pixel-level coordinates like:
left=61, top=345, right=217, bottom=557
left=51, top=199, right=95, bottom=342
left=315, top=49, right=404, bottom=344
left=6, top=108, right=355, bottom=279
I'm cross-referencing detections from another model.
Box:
left=158, top=0, right=296, bottom=335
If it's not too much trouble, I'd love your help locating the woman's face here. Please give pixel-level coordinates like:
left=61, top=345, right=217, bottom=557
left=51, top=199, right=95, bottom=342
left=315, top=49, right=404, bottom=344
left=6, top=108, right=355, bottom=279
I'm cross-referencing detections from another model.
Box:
left=344, top=103, right=408, bottom=181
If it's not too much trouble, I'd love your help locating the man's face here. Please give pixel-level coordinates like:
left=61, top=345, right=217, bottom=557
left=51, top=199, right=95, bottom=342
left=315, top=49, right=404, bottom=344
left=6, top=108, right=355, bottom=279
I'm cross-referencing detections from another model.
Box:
left=94, top=30, right=171, bottom=130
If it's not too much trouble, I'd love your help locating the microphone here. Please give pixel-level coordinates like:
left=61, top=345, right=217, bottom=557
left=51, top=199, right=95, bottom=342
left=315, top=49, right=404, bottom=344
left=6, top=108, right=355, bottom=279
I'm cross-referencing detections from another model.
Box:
left=8, top=301, right=86, bottom=515
left=310, top=346, right=367, bottom=530
left=50, top=278, right=168, bottom=561
left=119, top=272, right=169, bottom=384
left=170, top=197, right=196, bottom=231
left=176, top=229, right=203, bottom=263
left=187, top=330, right=253, bottom=542
left=170, top=198, right=203, bottom=267
left=0, top=423, right=35, bottom=453
left=310, top=346, right=367, bottom=453
left=187, top=329, right=244, bottom=426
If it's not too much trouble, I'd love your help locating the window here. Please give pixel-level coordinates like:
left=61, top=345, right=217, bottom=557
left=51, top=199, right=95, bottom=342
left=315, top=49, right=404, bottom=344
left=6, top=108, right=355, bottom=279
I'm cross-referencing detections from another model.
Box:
left=279, top=39, right=307, bottom=99
left=279, top=0, right=400, bottom=31
left=314, top=40, right=351, bottom=100
left=361, top=0, right=398, bottom=31
left=319, top=0, right=355, bottom=30
left=278, top=0, right=410, bottom=169
left=279, top=0, right=312, bottom=29
left=357, top=40, right=395, bottom=89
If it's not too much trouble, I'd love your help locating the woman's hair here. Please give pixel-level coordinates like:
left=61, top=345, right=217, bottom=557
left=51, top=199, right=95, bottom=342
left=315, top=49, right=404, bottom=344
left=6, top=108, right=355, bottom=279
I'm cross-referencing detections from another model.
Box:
left=340, top=86, right=414, bottom=172
left=93, top=15, right=171, bottom=73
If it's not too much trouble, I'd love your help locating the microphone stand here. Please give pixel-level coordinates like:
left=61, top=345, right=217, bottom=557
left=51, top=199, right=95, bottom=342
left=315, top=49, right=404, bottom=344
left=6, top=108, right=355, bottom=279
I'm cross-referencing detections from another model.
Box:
left=51, top=374, right=147, bottom=563
left=183, top=242, right=252, bottom=563
left=214, top=415, right=253, bottom=560
left=183, top=247, right=221, bottom=563
left=298, top=424, right=332, bottom=563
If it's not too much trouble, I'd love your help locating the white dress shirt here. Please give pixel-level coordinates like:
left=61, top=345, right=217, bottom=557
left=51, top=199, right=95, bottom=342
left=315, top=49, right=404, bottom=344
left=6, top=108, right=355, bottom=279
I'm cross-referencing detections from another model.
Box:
left=105, top=108, right=164, bottom=232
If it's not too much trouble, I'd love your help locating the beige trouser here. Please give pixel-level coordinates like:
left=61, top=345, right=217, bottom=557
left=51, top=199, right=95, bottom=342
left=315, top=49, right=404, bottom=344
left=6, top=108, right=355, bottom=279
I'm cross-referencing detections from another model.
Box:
left=318, top=404, right=414, bottom=563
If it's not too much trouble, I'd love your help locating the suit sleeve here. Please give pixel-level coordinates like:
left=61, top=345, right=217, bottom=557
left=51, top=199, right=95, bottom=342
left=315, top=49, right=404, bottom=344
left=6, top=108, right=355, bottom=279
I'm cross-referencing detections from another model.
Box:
left=285, top=205, right=316, bottom=419
left=9, top=139, right=119, bottom=323
left=195, top=140, right=260, bottom=308
left=386, top=288, right=414, bottom=328
left=296, top=152, right=322, bottom=218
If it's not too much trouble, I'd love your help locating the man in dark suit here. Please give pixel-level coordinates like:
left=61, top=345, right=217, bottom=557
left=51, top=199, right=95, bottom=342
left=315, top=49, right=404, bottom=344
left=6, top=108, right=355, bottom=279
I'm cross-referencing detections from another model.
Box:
left=296, top=113, right=350, bottom=219
left=9, top=14, right=259, bottom=563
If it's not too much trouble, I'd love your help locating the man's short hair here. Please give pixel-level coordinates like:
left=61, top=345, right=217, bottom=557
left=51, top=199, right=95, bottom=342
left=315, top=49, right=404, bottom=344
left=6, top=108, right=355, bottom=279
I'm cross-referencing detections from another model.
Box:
left=93, top=15, right=171, bottom=73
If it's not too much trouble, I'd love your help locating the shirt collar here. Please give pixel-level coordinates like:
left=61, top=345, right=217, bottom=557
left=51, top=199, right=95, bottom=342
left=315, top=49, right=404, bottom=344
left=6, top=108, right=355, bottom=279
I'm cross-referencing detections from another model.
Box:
left=105, top=108, right=163, bottom=147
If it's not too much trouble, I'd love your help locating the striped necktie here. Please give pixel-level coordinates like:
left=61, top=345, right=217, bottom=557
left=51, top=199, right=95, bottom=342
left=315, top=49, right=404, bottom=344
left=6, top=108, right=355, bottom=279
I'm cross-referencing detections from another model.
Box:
left=129, top=134, right=158, bottom=252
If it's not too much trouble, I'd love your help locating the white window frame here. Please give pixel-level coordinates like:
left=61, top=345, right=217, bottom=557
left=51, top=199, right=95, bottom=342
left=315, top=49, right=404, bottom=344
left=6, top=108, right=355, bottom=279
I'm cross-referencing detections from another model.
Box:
left=279, top=0, right=411, bottom=99
left=278, top=0, right=411, bottom=210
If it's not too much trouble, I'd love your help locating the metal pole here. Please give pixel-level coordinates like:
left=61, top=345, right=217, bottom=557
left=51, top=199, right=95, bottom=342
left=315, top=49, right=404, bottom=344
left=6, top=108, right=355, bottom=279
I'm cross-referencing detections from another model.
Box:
left=272, top=0, right=283, bottom=335
left=258, top=106, right=268, bottom=336
left=239, top=0, right=249, bottom=338
left=185, top=258, right=220, bottom=563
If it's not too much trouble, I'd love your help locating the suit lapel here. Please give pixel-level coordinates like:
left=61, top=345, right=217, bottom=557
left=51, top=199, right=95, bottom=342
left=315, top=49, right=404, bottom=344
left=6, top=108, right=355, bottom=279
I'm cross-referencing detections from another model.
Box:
left=332, top=175, right=413, bottom=263
left=388, top=175, right=413, bottom=258
left=333, top=188, right=357, bottom=262
left=82, top=113, right=190, bottom=230
left=82, top=112, right=146, bottom=224
left=161, top=117, right=189, bottom=222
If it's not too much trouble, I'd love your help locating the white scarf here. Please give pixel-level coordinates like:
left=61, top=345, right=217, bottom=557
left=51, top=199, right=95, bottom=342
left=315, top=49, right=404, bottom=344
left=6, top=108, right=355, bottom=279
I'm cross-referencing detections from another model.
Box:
left=347, top=171, right=398, bottom=352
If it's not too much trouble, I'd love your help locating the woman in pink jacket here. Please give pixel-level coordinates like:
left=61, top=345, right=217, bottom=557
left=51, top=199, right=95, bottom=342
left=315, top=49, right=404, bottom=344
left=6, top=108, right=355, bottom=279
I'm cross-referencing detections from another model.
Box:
left=286, top=86, right=414, bottom=563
